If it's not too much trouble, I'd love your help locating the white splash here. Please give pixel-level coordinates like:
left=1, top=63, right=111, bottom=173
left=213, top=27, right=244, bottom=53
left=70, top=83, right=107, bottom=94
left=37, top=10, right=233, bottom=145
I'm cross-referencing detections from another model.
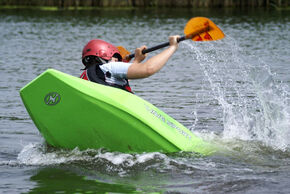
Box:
left=17, top=143, right=86, bottom=165
left=17, top=143, right=168, bottom=167
left=184, top=38, right=290, bottom=151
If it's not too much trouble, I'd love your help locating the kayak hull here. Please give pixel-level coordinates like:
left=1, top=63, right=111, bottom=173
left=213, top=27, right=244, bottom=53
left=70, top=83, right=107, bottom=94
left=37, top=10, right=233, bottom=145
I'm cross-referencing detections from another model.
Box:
left=20, top=69, right=214, bottom=154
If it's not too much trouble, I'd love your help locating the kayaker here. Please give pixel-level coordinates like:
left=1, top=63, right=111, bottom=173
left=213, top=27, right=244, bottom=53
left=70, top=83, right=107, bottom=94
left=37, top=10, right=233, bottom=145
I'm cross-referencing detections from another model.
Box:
left=80, top=36, right=180, bottom=93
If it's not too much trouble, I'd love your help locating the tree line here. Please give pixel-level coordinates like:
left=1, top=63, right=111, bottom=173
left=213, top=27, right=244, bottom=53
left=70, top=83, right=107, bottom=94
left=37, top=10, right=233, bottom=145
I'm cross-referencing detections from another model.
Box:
left=0, top=0, right=288, bottom=8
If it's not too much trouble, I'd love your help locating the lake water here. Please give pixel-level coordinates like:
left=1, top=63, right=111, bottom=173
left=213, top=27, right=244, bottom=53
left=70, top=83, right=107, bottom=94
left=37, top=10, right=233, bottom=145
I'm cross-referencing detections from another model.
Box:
left=0, top=8, right=290, bottom=193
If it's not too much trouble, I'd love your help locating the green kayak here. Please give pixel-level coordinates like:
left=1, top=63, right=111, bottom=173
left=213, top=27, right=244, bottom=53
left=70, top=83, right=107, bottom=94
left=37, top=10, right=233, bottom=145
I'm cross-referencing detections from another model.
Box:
left=20, top=69, right=215, bottom=154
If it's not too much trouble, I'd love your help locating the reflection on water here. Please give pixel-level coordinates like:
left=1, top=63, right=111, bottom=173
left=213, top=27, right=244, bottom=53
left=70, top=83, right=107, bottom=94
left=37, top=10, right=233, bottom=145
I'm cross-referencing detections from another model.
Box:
left=16, top=141, right=290, bottom=193
left=29, top=168, right=137, bottom=193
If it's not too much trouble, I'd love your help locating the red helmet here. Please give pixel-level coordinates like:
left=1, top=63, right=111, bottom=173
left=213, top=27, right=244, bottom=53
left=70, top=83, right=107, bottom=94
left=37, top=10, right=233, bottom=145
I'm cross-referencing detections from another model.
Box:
left=82, top=39, right=121, bottom=62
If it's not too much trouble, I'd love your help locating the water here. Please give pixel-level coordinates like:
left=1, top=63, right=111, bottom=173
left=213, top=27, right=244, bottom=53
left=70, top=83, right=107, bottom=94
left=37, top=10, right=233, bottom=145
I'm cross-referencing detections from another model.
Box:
left=1, top=8, right=290, bottom=193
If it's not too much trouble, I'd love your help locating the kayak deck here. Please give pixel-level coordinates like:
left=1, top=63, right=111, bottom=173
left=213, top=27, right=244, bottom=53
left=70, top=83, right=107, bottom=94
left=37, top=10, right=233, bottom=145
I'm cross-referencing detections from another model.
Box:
left=20, top=69, right=215, bottom=154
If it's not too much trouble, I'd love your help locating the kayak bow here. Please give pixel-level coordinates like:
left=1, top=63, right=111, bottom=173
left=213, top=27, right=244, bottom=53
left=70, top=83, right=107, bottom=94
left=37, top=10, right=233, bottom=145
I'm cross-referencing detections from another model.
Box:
left=20, top=69, right=215, bottom=154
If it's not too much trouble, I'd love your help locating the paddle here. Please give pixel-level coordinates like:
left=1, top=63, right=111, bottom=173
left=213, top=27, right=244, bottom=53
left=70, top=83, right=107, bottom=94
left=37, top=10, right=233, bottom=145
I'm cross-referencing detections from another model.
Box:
left=117, top=17, right=225, bottom=62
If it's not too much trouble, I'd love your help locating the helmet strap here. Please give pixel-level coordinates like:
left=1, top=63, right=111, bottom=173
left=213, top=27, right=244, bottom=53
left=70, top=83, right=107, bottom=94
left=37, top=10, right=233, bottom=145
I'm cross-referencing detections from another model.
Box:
left=96, top=57, right=108, bottom=65
left=82, top=56, right=108, bottom=70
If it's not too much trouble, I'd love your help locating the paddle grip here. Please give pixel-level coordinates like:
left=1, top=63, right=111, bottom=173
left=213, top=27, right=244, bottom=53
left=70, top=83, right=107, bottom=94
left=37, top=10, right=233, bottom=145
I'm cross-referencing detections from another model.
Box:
left=128, top=36, right=186, bottom=59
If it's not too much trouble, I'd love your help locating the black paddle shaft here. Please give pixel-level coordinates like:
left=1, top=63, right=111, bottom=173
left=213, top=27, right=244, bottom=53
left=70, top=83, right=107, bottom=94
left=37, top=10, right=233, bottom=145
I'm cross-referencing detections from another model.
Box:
left=128, top=36, right=186, bottom=59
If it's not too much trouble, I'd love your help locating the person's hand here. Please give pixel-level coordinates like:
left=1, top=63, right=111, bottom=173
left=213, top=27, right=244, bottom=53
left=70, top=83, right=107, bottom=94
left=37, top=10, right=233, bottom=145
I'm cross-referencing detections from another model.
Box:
left=169, top=35, right=180, bottom=50
left=134, top=45, right=147, bottom=63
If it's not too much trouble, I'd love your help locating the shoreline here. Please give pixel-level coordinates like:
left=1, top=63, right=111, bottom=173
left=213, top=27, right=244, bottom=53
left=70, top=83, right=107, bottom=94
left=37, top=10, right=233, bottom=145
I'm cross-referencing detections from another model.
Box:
left=0, top=5, right=289, bottom=11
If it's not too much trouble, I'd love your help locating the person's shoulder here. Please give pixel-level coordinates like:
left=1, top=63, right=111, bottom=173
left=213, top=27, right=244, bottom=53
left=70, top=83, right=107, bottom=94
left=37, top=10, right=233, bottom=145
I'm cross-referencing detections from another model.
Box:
left=108, top=61, right=132, bottom=67
left=109, top=61, right=131, bottom=65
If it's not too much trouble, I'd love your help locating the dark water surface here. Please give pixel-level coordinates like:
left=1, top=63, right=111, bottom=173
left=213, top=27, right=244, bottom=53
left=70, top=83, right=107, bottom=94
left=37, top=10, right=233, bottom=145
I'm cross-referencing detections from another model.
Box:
left=1, top=8, right=290, bottom=193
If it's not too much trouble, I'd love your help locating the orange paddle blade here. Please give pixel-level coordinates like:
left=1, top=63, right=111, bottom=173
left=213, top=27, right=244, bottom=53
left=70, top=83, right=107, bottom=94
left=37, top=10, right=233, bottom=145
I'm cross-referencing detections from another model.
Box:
left=117, top=46, right=131, bottom=62
left=184, top=17, right=225, bottom=41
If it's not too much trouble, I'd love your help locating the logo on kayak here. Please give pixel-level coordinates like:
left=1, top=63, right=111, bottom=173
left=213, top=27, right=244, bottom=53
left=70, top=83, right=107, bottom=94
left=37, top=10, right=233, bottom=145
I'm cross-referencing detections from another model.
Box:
left=44, top=92, right=61, bottom=106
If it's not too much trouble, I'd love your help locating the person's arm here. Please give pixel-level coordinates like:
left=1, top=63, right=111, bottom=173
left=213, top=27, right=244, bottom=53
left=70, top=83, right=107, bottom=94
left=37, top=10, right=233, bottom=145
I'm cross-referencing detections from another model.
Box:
left=127, top=35, right=180, bottom=79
